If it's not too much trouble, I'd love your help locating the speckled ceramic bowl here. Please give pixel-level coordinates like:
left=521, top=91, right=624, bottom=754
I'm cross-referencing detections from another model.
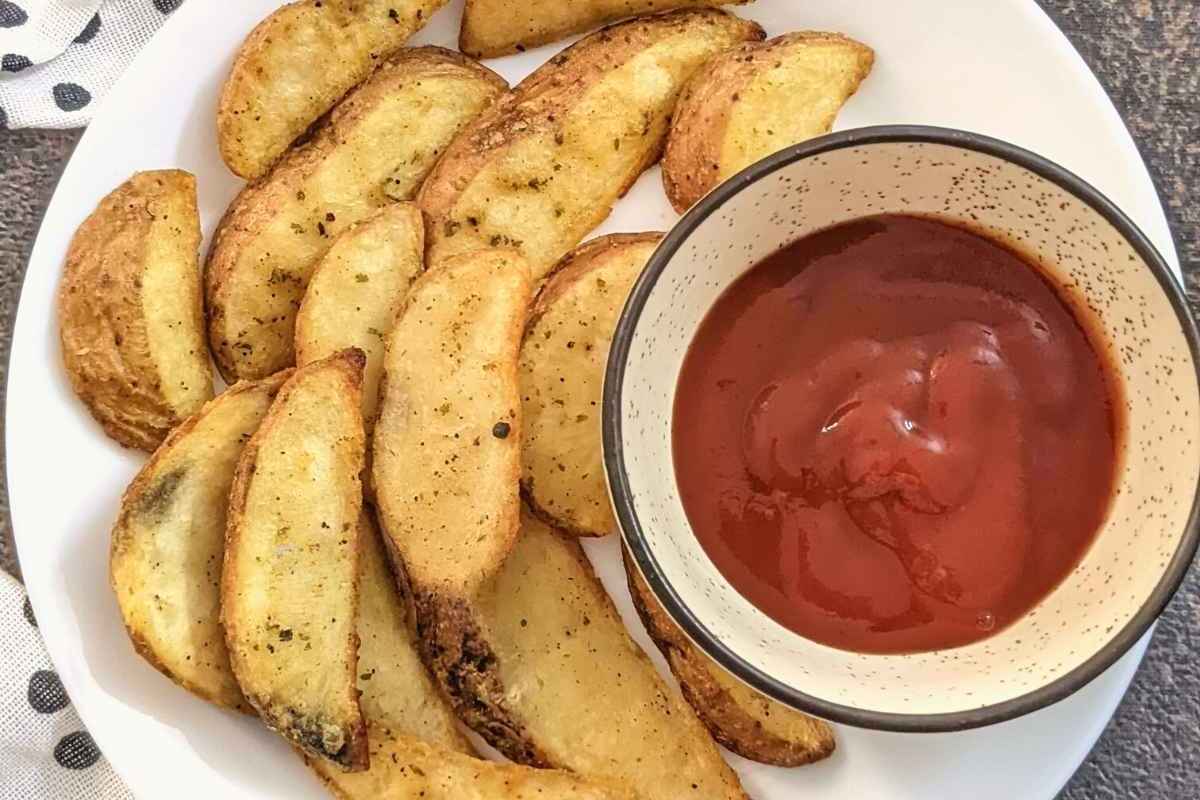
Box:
left=604, top=126, right=1200, bottom=731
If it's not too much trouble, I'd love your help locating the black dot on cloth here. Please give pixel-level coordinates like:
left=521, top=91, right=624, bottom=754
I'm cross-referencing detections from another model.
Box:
left=54, top=731, right=102, bottom=770
left=74, top=13, right=101, bottom=44
left=2, top=53, right=31, bottom=72
left=52, top=83, right=91, bottom=112
left=153, top=0, right=183, bottom=13
left=0, top=1, right=27, bottom=28
left=22, top=595, right=36, bottom=626
left=28, top=670, right=70, bottom=714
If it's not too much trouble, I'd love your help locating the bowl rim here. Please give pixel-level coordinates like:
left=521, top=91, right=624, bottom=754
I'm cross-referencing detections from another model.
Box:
left=602, top=124, right=1200, bottom=733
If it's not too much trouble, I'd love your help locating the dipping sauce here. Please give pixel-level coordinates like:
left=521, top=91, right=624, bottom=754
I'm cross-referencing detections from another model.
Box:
left=673, top=214, right=1119, bottom=654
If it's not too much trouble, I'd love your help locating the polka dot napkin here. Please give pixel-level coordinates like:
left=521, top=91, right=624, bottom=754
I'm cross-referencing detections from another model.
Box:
left=1, top=572, right=133, bottom=799
left=0, top=0, right=184, bottom=129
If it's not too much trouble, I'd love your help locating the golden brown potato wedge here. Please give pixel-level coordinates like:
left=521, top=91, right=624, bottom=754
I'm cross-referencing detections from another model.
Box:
left=419, top=10, right=764, bottom=279
left=624, top=553, right=837, bottom=766
left=315, top=729, right=635, bottom=800
left=222, top=349, right=369, bottom=771
left=110, top=372, right=289, bottom=713
left=207, top=47, right=507, bottom=382
left=59, top=170, right=212, bottom=451
left=663, top=31, right=875, bottom=211
left=217, top=0, right=450, bottom=179
left=460, top=0, right=753, bottom=58
left=295, top=204, right=425, bottom=431
left=520, top=233, right=660, bottom=537
left=416, top=509, right=747, bottom=800
left=351, top=511, right=470, bottom=753
left=372, top=250, right=532, bottom=596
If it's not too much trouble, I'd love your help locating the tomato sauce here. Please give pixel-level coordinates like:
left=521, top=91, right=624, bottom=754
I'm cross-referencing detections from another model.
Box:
left=673, top=215, right=1118, bottom=654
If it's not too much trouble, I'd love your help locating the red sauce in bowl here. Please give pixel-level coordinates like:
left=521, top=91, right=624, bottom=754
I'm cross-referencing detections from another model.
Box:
left=673, top=214, right=1119, bottom=654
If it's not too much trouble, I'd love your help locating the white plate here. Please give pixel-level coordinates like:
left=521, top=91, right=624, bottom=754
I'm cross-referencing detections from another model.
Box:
left=8, top=1, right=1177, bottom=798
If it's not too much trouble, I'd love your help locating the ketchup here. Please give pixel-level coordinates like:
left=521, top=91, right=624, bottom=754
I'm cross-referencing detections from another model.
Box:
left=673, top=215, right=1118, bottom=654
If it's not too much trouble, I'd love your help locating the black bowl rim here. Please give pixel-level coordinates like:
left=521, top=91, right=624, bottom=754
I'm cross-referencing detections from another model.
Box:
left=602, top=124, right=1200, bottom=733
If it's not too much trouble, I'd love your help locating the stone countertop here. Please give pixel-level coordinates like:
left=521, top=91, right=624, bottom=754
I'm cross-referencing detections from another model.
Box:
left=0, top=1, right=1195, bottom=797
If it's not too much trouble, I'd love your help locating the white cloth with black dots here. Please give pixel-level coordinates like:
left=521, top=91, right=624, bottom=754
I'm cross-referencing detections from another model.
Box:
left=1, top=572, right=134, bottom=799
left=0, top=0, right=183, bottom=129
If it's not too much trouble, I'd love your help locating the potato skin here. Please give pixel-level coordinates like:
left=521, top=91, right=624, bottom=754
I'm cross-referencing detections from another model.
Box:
left=59, top=170, right=212, bottom=451
left=222, top=349, right=369, bottom=771
left=520, top=233, right=662, bottom=537
left=420, top=9, right=764, bottom=279
left=663, top=31, right=875, bottom=211
left=217, top=0, right=450, bottom=179
left=207, top=47, right=507, bottom=383
left=416, top=509, right=748, bottom=800
left=623, top=552, right=837, bottom=766
left=460, top=0, right=752, bottom=58
left=110, top=372, right=289, bottom=714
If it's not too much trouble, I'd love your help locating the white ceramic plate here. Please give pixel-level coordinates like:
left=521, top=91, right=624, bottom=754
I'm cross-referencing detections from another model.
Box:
left=8, top=1, right=1178, bottom=798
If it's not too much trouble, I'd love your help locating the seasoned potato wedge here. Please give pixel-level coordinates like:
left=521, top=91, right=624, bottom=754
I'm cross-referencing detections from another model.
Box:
left=460, top=0, right=752, bottom=58
left=295, top=204, right=425, bottom=430
left=352, top=511, right=469, bottom=753
left=372, top=250, right=532, bottom=596
left=520, top=234, right=660, bottom=536
left=217, top=0, right=450, bottom=179
left=207, top=47, right=507, bottom=382
left=315, top=729, right=634, bottom=800
left=222, top=350, right=369, bottom=771
left=624, top=553, right=836, bottom=766
left=663, top=31, right=874, bottom=211
left=110, top=372, right=288, bottom=713
left=419, top=10, right=764, bottom=279
left=59, top=170, right=212, bottom=451
left=417, top=510, right=747, bottom=800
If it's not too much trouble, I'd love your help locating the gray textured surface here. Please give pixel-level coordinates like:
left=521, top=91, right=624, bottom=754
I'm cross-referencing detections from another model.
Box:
left=0, top=1, right=1195, bottom=797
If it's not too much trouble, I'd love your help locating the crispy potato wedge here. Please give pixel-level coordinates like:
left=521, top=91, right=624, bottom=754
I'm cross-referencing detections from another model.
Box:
left=59, top=170, right=212, bottom=451
left=222, top=350, right=369, bottom=771
left=372, top=250, right=532, bottom=596
left=624, top=553, right=837, bottom=766
left=416, top=509, right=747, bottom=800
left=460, top=0, right=753, bottom=58
left=217, top=0, right=450, bottom=179
left=110, top=372, right=289, bottom=713
left=520, top=234, right=660, bottom=537
left=663, top=31, right=875, bottom=211
left=207, top=48, right=507, bottom=383
left=419, top=10, right=764, bottom=279
left=295, top=204, right=425, bottom=430
left=316, top=729, right=634, bottom=800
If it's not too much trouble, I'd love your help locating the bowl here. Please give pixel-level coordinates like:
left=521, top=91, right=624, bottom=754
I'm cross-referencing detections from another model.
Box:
left=603, top=125, right=1200, bottom=731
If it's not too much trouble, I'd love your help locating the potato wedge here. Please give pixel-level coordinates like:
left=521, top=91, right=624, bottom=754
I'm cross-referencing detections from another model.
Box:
left=460, top=0, right=753, bottom=58
left=372, top=250, right=532, bottom=596
left=295, top=204, right=425, bottom=430
left=222, top=349, right=369, bottom=771
left=624, top=553, right=837, bottom=766
left=315, top=730, right=634, bottom=800
left=419, top=10, right=764, bottom=279
left=217, top=0, right=450, bottom=179
left=207, top=48, right=507, bottom=383
left=416, top=509, right=747, bottom=800
left=110, top=372, right=288, bottom=713
left=520, top=234, right=660, bottom=537
left=59, top=170, right=212, bottom=451
left=663, top=31, right=875, bottom=211
left=352, top=511, right=469, bottom=753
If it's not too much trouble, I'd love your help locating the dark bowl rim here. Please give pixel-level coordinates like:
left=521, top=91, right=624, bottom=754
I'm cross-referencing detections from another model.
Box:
left=602, top=124, right=1200, bottom=733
